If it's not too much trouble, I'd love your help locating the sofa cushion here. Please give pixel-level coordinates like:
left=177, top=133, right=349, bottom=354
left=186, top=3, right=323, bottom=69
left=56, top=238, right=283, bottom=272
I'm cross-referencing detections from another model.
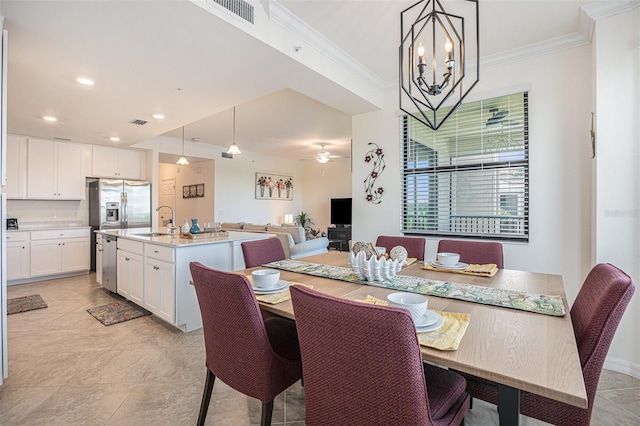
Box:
left=243, top=224, right=268, bottom=232
left=221, top=222, right=244, bottom=230
left=268, top=225, right=304, bottom=244
left=280, top=224, right=306, bottom=243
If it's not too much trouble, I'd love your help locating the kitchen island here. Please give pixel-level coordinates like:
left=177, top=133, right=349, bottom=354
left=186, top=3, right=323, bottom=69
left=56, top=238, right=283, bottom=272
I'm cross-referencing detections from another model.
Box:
left=98, top=228, right=273, bottom=331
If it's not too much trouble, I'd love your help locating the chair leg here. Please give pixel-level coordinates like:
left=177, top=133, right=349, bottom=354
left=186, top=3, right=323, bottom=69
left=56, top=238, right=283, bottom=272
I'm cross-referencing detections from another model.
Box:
left=260, top=400, right=274, bottom=426
left=197, top=369, right=216, bottom=426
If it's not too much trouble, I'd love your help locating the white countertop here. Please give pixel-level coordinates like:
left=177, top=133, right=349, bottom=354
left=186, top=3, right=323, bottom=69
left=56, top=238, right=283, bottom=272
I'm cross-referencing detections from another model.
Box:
left=98, top=228, right=274, bottom=248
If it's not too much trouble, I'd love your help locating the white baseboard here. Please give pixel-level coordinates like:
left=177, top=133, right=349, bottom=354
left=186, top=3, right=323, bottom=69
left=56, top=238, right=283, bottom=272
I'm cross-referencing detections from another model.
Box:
left=603, top=356, right=640, bottom=380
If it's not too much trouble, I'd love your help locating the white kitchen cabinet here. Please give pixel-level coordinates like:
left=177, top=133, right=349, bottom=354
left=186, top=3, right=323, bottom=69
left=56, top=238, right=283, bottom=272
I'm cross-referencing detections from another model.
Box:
left=92, top=146, right=143, bottom=179
left=3, top=134, right=27, bottom=199
left=96, top=234, right=103, bottom=284
left=30, top=229, right=90, bottom=277
left=6, top=232, right=30, bottom=281
left=144, top=243, right=175, bottom=324
left=27, top=138, right=84, bottom=200
left=116, top=238, right=144, bottom=304
left=144, top=257, right=175, bottom=324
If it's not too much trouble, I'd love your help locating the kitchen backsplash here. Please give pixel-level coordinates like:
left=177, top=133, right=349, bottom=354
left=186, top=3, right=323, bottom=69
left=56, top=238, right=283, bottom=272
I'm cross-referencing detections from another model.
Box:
left=6, top=199, right=88, bottom=227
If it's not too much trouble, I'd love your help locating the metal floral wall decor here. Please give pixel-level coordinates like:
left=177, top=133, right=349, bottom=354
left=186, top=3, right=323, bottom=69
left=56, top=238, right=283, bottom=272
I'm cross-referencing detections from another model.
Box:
left=364, top=142, right=385, bottom=204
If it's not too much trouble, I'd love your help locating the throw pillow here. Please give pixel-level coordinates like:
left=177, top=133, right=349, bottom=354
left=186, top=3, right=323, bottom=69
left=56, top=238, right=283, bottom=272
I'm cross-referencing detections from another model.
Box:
left=281, top=223, right=306, bottom=243
left=268, top=225, right=302, bottom=244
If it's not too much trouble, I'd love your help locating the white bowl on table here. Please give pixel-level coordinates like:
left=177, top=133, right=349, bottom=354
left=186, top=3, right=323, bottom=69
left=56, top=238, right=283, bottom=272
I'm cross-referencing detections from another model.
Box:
left=436, top=252, right=460, bottom=267
left=251, top=269, right=280, bottom=289
left=387, top=292, right=428, bottom=323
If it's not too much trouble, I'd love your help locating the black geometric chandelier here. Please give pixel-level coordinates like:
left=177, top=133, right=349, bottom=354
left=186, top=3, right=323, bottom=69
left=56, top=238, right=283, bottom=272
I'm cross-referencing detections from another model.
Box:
left=400, top=0, right=480, bottom=131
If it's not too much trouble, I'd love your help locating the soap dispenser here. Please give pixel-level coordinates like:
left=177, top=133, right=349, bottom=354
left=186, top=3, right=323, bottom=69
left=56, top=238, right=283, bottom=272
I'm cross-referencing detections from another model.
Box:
left=182, top=219, right=190, bottom=234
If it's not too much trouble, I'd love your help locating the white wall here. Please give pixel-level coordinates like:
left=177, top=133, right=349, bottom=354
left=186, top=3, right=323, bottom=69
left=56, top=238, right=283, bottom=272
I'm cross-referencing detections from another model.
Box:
left=302, top=157, right=352, bottom=233
left=158, top=160, right=215, bottom=227
left=593, top=9, right=640, bottom=373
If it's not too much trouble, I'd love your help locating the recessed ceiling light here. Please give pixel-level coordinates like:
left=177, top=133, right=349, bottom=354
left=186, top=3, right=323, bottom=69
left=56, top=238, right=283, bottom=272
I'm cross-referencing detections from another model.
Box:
left=76, top=77, right=95, bottom=86
left=152, top=113, right=165, bottom=120
left=109, top=136, right=120, bottom=142
left=43, top=116, right=58, bottom=122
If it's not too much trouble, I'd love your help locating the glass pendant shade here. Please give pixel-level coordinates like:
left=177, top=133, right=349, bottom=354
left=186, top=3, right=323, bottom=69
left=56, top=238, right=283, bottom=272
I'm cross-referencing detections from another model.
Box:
left=226, top=107, right=242, bottom=155
left=176, top=126, right=189, bottom=165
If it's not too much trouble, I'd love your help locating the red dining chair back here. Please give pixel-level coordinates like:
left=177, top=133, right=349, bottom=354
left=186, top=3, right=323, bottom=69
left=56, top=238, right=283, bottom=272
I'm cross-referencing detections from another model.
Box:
left=437, top=239, right=504, bottom=268
left=242, top=237, right=286, bottom=268
left=189, top=262, right=302, bottom=426
left=375, top=235, right=426, bottom=261
left=464, top=263, right=635, bottom=425
left=289, top=285, right=470, bottom=425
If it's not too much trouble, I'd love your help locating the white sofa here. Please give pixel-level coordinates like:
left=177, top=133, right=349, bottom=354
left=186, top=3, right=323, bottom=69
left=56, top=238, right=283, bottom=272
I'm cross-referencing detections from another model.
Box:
left=221, top=222, right=329, bottom=259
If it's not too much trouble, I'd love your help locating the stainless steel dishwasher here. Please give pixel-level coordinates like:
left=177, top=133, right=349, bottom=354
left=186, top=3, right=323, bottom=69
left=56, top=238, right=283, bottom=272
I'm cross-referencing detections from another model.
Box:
left=102, top=234, right=118, bottom=292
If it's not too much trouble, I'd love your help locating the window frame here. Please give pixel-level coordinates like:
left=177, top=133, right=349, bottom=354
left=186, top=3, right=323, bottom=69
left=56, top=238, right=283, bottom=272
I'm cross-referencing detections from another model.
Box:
left=401, top=92, right=529, bottom=242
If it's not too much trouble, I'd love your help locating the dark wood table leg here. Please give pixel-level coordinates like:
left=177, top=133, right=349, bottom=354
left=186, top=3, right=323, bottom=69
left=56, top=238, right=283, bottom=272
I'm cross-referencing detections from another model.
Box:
left=498, top=384, right=520, bottom=425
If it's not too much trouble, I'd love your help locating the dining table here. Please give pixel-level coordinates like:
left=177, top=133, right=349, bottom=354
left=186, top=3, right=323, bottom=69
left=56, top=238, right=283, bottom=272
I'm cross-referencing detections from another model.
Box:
left=243, top=251, right=588, bottom=425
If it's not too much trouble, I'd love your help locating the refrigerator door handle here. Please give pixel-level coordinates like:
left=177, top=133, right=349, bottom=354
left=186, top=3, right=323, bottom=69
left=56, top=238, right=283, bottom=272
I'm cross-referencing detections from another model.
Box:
left=122, top=191, right=128, bottom=228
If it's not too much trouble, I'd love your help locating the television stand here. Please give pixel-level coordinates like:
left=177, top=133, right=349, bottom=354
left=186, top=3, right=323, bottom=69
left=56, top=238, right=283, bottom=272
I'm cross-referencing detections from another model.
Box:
left=327, top=226, right=351, bottom=252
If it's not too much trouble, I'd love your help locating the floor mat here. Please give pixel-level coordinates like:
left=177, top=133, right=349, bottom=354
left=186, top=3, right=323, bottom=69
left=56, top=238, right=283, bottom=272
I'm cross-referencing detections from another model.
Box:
left=86, top=300, right=152, bottom=326
left=7, top=294, right=48, bottom=314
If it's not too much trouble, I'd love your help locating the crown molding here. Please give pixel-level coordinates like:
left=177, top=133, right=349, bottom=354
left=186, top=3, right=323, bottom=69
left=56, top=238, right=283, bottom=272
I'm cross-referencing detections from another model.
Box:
left=267, top=0, right=387, bottom=90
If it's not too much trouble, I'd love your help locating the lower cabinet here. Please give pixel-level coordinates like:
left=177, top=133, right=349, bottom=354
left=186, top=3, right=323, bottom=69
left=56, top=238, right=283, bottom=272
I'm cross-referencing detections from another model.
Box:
left=116, top=239, right=144, bottom=305
left=30, top=229, right=90, bottom=277
left=116, top=240, right=176, bottom=325
left=6, top=232, right=30, bottom=281
left=96, top=238, right=103, bottom=285
left=144, top=258, right=175, bottom=324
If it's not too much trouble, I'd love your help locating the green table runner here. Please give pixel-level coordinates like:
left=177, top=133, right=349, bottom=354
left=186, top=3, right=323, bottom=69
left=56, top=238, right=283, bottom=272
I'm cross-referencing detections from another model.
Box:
left=264, top=260, right=566, bottom=317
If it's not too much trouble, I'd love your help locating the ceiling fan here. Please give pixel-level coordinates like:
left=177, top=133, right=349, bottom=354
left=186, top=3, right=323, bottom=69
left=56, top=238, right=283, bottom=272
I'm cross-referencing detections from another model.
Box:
left=300, top=143, right=341, bottom=163
left=486, top=108, right=519, bottom=128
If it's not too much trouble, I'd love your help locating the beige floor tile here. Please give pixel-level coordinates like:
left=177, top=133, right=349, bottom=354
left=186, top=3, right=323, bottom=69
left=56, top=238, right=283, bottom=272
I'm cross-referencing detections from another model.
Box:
left=0, top=385, right=60, bottom=424
left=17, top=383, right=134, bottom=426
left=72, top=348, right=166, bottom=385
left=106, top=381, right=201, bottom=425
left=141, top=344, right=206, bottom=384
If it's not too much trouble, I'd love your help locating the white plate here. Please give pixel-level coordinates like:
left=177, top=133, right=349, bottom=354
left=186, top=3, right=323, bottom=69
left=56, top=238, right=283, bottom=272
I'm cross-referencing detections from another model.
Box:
left=416, top=312, right=445, bottom=332
left=430, top=261, right=470, bottom=270
left=252, top=280, right=290, bottom=294
left=414, top=310, right=439, bottom=327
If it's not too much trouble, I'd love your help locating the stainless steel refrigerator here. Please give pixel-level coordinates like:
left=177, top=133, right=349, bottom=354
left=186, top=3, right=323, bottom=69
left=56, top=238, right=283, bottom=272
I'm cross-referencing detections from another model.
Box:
left=89, top=179, right=151, bottom=273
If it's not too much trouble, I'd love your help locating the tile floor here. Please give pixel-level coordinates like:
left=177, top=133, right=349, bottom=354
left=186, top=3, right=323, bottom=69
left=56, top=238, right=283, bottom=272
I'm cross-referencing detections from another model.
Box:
left=2, top=273, right=640, bottom=425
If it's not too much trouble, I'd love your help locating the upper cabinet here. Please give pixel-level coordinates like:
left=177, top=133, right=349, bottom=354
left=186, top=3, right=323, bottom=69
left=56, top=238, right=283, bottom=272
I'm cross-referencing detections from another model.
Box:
left=27, top=138, right=85, bottom=200
left=92, top=146, right=143, bottom=179
left=3, top=134, right=27, bottom=199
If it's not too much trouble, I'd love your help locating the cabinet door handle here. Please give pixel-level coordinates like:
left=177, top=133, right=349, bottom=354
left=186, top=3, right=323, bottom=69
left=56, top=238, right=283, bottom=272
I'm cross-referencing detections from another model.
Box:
left=154, top=266, right=159, bottom=270
left=125, top=257, right=130, bottom=261
left=154, top=250, right=159, bottom=253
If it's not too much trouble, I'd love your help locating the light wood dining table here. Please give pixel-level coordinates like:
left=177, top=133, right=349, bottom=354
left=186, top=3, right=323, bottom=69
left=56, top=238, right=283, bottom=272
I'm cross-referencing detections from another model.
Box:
left=244, top=251, right=587, bottom=425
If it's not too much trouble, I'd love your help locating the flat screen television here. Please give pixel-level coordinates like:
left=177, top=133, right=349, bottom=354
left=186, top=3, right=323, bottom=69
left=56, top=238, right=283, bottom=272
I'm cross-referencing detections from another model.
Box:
left=330, top=198, right=352, bottom=227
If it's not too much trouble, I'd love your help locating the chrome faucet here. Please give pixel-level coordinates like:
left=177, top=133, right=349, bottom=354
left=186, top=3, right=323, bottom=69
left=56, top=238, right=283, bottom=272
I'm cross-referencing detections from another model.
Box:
left=156, top=205, right=178, bottom=235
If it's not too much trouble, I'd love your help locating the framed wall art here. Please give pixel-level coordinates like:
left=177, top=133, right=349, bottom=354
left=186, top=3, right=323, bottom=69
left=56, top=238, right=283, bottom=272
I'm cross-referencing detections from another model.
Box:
left=255, top=173, right=293, bottom=200
left=183, top=183, right=205, bottom=198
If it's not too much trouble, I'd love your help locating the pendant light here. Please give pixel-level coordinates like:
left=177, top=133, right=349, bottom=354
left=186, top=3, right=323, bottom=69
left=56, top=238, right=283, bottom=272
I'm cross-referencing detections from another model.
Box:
left=399, top=0, right=480, bottom=131
left=316, top=143, right=330, bottom=163
left=226, top=107, right=242, bottom=155
left=176, top=126, right=189, bottom=165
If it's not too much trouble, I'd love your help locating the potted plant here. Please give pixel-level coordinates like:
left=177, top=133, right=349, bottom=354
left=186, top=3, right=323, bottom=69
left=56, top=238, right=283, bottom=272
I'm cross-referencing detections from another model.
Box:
left=295, top=211, right=315, bottom=238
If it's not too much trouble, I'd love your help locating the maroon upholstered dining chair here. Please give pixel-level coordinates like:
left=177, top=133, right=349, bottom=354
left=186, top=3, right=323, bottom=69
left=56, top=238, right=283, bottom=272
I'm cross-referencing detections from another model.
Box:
left=242, top=237, right=286, bottom=268
left=375, top=235, right=427, bottom=261
left=463, top=263, right=635, bottom=426
left=289, top=285, right=470, bottom=425
left=437, top=239, right=504, bottom=268
left=189, top=262, right=302, bottom=426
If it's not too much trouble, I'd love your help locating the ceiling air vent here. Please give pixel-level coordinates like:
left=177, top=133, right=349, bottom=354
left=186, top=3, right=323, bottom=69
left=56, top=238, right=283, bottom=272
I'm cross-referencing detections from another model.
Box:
left=221, top=152, right=234, bottom=159
left=129, top=119, right=149, bottom=126
left=209, top=0, right=254, bottom=24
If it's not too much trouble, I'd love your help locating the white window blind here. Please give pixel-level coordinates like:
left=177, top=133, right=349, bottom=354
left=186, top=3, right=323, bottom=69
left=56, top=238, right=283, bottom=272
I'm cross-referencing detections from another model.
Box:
left=401, top=92, right=529, bottom=241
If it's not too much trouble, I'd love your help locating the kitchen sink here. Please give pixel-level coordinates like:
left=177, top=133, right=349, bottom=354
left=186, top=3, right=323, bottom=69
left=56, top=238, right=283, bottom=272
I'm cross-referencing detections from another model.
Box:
left=134, top=232, right=170, bottom=237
